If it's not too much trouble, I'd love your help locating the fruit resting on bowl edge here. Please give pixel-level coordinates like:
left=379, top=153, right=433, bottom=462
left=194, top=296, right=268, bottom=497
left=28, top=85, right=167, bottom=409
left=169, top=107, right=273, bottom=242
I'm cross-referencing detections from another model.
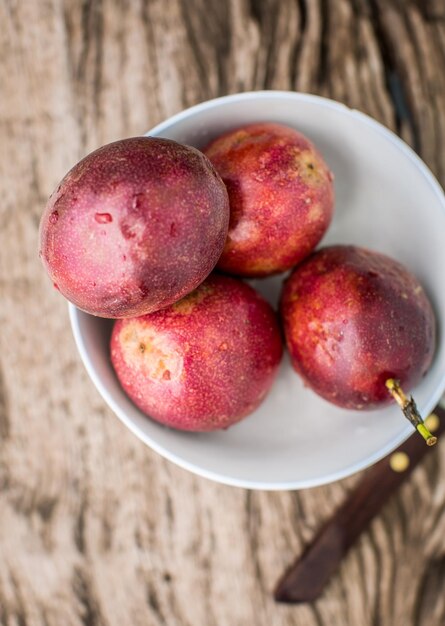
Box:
left=110, top=274, right=283, bottom=432
left=204, top=122, right=334, bottom=277
left=280, top=245, right=436, bottom=410
left=39, top=137, right=230, bottom=318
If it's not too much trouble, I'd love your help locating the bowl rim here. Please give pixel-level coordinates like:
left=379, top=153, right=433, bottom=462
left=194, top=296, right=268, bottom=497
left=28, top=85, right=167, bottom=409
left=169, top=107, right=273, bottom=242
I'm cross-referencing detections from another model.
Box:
left=69, top=90, right=445, bottom=490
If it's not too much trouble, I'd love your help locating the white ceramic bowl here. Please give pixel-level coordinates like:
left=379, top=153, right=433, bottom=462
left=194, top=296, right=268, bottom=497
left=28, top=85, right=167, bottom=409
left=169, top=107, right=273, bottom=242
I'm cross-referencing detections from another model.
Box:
left=69, top=91, right=445, bottom=490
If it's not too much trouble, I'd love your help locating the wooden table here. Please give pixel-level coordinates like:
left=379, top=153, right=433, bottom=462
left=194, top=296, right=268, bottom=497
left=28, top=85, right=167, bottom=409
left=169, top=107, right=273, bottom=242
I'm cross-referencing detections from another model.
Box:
left=1, top=1, right=445, bottom=624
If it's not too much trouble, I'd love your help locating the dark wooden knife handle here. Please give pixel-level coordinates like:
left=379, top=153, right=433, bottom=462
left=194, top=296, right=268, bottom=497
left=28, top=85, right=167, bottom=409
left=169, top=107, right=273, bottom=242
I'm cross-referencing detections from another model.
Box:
left=274, top=405, right=445, bottom=604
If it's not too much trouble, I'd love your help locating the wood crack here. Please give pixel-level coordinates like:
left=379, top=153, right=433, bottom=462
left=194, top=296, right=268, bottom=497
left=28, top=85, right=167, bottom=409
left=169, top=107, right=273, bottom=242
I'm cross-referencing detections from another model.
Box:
left=290, top=0, right=307, bottom=88
left=310, top=602, right=325, bottom=626
left=318, top=0, right=329, bottom=86
left=180, top=1, right=211, bottom=97
left=413, top=555, right=445, bottom=626
left=146, top=582, right=167, bottom=625
left=260, top=2, right=281, bottom=89
left=369, top=0, right=419, bottom=145
left=72, top=567, right=106, bottom=626
left=0, top=365, right=10, bottom=441
left=74, top=490, right=88, bottom=555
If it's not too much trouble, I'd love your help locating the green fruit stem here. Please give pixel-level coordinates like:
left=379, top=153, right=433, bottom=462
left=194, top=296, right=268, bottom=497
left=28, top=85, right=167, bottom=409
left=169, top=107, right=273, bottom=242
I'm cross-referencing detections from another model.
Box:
left=385, top=378, right=437, bottom=446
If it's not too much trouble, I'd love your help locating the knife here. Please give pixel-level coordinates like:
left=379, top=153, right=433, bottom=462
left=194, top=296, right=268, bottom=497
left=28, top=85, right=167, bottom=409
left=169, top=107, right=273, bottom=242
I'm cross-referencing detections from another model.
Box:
left=274, top=403, right=444, bottom=603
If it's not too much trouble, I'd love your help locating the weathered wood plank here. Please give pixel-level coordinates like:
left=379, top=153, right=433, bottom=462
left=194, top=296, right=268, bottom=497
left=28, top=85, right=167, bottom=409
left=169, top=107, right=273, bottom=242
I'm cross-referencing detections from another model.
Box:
left=0, top=1, right=444, bottom=625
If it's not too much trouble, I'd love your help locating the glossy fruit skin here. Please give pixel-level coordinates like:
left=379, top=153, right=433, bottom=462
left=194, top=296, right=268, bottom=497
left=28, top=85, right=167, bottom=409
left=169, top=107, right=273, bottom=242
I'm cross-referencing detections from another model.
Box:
left=280, top=245, right=435, bottom=409
left=39, top=137, right=229, bottom=318
left=204, top=122, right=334, bottom=277
left=110, top=274, right=283, bottom=431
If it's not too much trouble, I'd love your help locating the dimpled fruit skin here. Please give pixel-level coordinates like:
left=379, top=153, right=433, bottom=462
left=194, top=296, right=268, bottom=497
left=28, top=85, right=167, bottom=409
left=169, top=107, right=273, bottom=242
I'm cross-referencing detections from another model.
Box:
left=204, top=122, right=334, bottom=277
left=110, top=274, right=283, bottom=431
left=280, top=245, right=435, bottom=410
left=39, top=137, right=229, bottom=318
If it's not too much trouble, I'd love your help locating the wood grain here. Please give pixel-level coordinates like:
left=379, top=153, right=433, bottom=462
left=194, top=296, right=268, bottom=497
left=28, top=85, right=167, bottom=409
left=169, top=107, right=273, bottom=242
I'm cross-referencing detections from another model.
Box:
left=0, top=1, right=444, bottom=625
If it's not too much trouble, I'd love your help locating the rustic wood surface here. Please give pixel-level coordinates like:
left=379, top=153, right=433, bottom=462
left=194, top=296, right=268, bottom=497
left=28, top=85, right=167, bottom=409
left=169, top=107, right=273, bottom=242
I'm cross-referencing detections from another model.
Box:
left=1, top=1, right=445, bottom=625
